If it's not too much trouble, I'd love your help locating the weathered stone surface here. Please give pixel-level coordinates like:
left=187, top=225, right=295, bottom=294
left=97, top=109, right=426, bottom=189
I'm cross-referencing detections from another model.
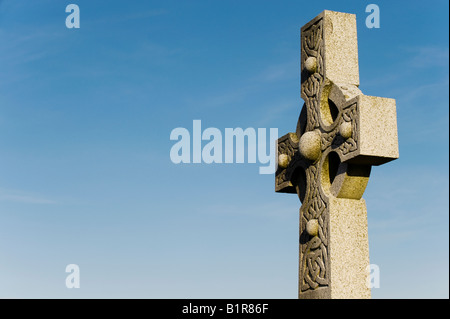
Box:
left=278, top=154, right=290, bottom=169
left=306, top=219, right=319, bottom=237
left=275, top=10, right=399, bottom=299
left=299, top=130, right=321, bottom=162
left=321, top=10, right=360, bottom=86
left=328, top=197, right=370, bottom=299
left=304, top=56, right=318, bottom=73
left=339, top=121, right=352, bottom=139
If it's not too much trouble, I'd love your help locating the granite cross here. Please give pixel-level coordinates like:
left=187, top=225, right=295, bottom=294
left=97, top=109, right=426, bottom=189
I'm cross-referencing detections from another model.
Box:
left=275, top=10, right=399, bottom=299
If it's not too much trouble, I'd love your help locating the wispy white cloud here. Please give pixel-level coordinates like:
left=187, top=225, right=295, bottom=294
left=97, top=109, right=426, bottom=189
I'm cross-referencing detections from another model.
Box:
left=252, top=59, right=298, bottom=83
left=395, top=78, right=449, bottom=105
left=0, top=26, right=66, bottom=72
left=122, top=9, right=168, bottom=21
left=0, top=188, right=56, bottom=204
left=405, top=45, right=449, bottom=68
left=188, top=58, right=299, bottom=113
left=362, top=44, right=449, bottom=90
left=86, top=8, right=168, bottom=26
left=254, top=99, right=299, bottom=127
left=366, top=166, right=449, bottom=244
left=196, top=199, right=300, bottom=220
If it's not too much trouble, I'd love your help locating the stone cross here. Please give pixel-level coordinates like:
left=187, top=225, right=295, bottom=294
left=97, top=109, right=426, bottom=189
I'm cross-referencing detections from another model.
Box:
left=275, top=10, right=399, bottom=299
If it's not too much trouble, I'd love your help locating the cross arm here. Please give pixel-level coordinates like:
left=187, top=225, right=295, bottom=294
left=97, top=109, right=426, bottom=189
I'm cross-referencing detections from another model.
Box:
left=275, top=132, right=301, bottom=194
left=334, top=94, right=399, bottom=166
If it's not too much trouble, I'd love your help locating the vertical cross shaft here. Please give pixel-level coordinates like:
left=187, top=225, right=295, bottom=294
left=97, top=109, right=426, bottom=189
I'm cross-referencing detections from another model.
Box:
left=275, top=10, right=399, bottom=299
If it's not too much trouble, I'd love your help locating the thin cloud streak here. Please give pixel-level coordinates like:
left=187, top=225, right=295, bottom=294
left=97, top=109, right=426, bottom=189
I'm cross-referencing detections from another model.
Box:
left=0, top=189, right=56, bottom=204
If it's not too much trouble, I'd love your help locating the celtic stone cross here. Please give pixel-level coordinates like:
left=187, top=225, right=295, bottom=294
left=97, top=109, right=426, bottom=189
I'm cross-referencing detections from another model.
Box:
left=275, top=10, right=399, bottom=299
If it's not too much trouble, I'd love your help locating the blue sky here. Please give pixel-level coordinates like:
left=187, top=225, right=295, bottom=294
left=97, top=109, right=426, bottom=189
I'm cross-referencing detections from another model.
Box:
left=0, top=0, right=448, bottom=298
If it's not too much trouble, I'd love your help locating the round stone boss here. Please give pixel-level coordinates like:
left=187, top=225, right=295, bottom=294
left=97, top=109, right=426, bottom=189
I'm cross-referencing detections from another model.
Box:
left=278, top=154, right=290, bottom=169
left=298, top=130, right=321, bottom=162
left=306, top=219, right=319, bottom=237
left=304, top=56, right=317, bottom=73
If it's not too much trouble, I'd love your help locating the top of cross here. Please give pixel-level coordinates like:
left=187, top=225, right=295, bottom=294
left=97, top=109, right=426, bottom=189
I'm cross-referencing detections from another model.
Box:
left=276, top=10, right=399, bottom=199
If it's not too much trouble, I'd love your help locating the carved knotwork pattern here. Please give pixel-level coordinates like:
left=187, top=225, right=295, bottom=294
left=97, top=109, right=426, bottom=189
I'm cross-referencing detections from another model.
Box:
left=321, top=102, right=358, bottom=156
left=299, top=165, right=329, bottom=291
left=301, top=19, right=324, bottom=131
left=275, top=134, right=299, bottom=189
left=298, top=18, right=330, bottom=291
left=298, top=101, right=359, bottom=291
